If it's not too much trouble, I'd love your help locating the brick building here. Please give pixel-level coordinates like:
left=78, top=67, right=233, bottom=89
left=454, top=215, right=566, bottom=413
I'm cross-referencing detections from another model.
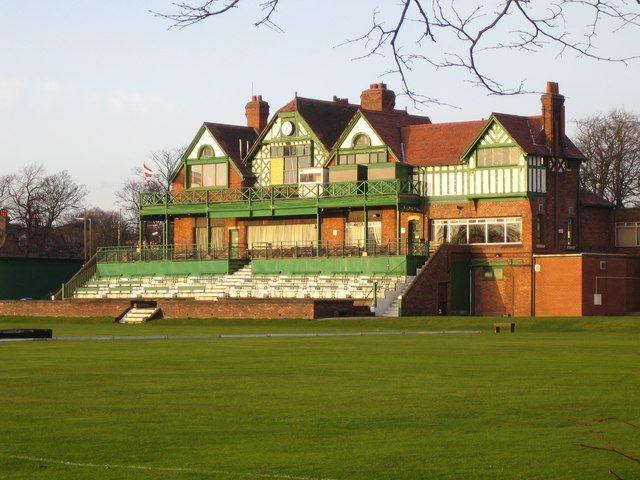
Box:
left=75, top=82, right=640, bottom=317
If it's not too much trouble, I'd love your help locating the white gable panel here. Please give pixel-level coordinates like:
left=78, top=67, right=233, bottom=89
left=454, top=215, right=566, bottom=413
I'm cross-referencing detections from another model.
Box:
left=339, top=117, right=384, bottom=149
left=187, top=130, right=226, bottom=159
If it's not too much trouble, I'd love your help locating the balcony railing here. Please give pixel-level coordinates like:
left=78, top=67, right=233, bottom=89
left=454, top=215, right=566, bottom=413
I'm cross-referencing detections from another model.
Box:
left=96, top=239, right=428, bottom=264
left=140, top=179, right=421, bottom=208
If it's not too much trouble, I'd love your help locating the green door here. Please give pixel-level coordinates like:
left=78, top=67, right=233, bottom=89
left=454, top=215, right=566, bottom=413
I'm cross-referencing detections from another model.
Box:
left=229, top=229, right=239, bottom=259
left=408, top=220, right=420, bottom=255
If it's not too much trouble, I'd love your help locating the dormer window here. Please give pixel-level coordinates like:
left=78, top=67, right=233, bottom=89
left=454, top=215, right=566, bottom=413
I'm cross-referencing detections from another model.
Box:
left=199, top=145, right=214, bottom=158
left=353, top=134, right=371, bottom=148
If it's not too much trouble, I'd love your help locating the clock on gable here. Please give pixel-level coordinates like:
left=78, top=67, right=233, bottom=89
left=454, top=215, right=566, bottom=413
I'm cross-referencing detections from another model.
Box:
left=281, top=121, right=295, bottom=136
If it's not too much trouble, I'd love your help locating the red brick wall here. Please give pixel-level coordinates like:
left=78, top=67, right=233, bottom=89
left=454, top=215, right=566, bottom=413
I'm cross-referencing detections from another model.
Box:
left=580, top=206, right=611, bottom=252
left=381, top=208, right=397, bottom=240
left=402, top=243, right=451, bottom=316
left=173, top=217, right=194, bottom=246
left=581, top=255, right=640, bottom=315
left=321, top=211, right=345, bottom=244
left=472, top=261, right=532, bottom=317
left=0, top=299, right=355, bottom=320
left=228, top=165, right=243, bottom=189
left=538, top=161, right=580, bottom=254
left=534, top=256, right=583, bottom=316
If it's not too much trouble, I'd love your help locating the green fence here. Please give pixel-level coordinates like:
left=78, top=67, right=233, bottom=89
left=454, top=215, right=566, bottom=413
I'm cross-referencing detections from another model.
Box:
left=0, top=257, right=83, bottom=300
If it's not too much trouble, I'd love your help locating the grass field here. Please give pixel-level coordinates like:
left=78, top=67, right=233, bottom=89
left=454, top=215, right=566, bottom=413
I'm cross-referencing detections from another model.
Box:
left=0, top=315, right=638, bottom=479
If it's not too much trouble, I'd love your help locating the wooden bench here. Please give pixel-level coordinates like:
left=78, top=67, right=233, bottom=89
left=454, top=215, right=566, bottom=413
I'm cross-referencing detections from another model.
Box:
left=494, top=322, right=516, bottom=333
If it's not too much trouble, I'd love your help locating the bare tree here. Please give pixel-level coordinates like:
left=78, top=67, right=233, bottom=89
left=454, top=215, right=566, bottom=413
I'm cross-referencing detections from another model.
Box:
left=1, top=164, right=87, bottom=256
left=38, top=170, right=88, bottom=230
left=148, top=146, right=185, bottom=193
left=116, top=147, right=183, bottom=245
left=576, top=109, right=640, bottom=207
left=153, top=1, right=640, bottom=102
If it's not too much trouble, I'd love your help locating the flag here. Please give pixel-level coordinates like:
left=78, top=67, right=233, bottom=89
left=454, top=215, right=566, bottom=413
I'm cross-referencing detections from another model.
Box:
left=143, top=164, right=153, bottom=183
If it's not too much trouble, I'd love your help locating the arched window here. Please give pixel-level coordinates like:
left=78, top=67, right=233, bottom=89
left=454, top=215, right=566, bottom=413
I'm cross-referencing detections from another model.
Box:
left=353, top=134, right=371, bottom=148
left=199, top=145, right=214, bottom=158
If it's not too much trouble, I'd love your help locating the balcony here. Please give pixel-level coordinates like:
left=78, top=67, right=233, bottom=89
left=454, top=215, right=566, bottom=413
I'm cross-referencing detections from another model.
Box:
left=140, top=179, right=422, bottom=217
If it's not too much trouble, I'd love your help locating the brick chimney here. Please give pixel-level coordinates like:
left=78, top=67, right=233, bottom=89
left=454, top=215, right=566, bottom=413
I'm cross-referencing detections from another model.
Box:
left=245, top=95, right=269, bottom=131
left=541, top=82, right=565, bottom=156
left=360, top=83, right=396, bottom=112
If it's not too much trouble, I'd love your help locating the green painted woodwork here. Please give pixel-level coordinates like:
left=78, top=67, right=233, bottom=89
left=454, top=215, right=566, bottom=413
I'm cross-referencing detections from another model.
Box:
left=450, top=259, right=471, bottom=315
left=251, top=255, right=426, bottom=276
left=140, top=179, right=420, bottom=219
left=0, top=257, right=83, bottom=300
left=96, top=259, right=246, bottom=278
left=469, top=259, right=524, bottom=267
left=461, top=116, right=526, bottom=162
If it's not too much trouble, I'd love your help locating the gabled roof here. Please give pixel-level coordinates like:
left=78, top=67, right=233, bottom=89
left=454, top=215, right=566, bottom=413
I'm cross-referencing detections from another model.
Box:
left=580, top=188, right=614, bottom=208
left=202, top=122, right=258, bottom=177
left=358, top=109, right=431, bottom=161
left=402, top=120, right=486, bottom=166
left=493, top=113, right=586, bottom=160
left=277, top=97, right=359, bottom=152
left=491, top=113, right=550, bottom=156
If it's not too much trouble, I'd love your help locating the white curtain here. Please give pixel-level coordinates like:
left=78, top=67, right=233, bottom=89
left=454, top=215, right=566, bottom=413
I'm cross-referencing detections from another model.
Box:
left=346, top=221, right=382, bottom=244
left=210, top=227, right=224, bottom=248
left=247, top=224, right=316, bottom=246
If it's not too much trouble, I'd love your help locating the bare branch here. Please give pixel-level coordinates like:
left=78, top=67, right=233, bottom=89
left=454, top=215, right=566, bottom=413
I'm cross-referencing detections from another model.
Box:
left=152, top=0, right=282, bottom=31
left=154, top=0, right=640, bottom=103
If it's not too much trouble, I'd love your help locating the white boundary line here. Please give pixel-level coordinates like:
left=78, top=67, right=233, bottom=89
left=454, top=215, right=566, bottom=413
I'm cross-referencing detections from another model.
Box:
left=6, top=455, right=337, bottom=480
left=0, top=330, right=482, bottom=342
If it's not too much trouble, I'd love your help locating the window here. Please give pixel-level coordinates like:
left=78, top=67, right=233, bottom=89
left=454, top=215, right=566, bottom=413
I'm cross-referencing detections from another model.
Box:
left=616, top=222, right=640, bottom=246
left=476, top=146, right=520, bottom=167
left=338, top=151, right=386, bottom=165
left=536, top=214, right=545, bottom=246
left=353, top=134, right=371, bottom=147
left=189, top=163, right=227, bottom=188
left=199, top=145, right=214, bottom=158
left=483, top=267, right=504, bottom=281
left=430, top=218, right=522, bottom=244
left=269, top=144, right=312, bottom=184
left=567, top=218, right=574, bottom=246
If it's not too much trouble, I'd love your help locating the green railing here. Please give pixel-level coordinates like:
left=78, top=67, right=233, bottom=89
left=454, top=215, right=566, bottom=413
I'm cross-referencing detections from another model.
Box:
left=96, top=239, right=428, bottom=264
left=54, top=253, right=98, bottom=299
left=140, top=179, right=421, bottom=208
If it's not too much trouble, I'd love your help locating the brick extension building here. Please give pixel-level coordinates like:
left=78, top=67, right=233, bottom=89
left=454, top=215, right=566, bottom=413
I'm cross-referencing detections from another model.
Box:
left=90, top=82, right=640, bottom=317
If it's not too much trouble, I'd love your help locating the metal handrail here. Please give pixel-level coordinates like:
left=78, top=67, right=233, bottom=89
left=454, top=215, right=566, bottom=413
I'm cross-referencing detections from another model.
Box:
left=53, top=253, right=98, bottom=300
left=96, top=239, right=428, bottom=264
left=140, top=179, right=421, bottom=208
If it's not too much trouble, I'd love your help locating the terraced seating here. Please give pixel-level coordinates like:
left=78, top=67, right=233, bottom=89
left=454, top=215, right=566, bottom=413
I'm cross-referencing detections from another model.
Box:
left=73, top=263, right=411, bottom=304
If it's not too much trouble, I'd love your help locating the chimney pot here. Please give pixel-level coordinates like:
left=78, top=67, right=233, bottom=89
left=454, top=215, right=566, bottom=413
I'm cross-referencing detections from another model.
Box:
left=546, top=82, right=559, bottom=94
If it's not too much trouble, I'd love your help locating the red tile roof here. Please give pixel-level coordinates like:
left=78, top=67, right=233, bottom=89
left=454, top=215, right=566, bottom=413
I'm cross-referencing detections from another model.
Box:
left=402, top=120, right=486, bottom=166
left=359, top=109, right=431, bottom=160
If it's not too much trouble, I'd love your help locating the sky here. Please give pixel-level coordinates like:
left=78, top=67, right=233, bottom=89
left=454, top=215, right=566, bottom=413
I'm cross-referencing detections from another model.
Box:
left=1, top=1, right=638, bottom=210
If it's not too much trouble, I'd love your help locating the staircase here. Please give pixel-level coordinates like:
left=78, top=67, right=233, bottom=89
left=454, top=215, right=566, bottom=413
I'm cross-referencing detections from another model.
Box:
left=380, top=297, right=401, bottom=317
left=376, top=259, right=428, bottom=317
left=117, top=302, right=161, bottom=324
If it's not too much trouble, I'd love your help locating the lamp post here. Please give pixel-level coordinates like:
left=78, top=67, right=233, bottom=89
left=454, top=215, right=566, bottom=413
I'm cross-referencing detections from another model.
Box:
left=75, top=213, right=92, bottom=262
left=117, top=209, right=124, bottom=248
